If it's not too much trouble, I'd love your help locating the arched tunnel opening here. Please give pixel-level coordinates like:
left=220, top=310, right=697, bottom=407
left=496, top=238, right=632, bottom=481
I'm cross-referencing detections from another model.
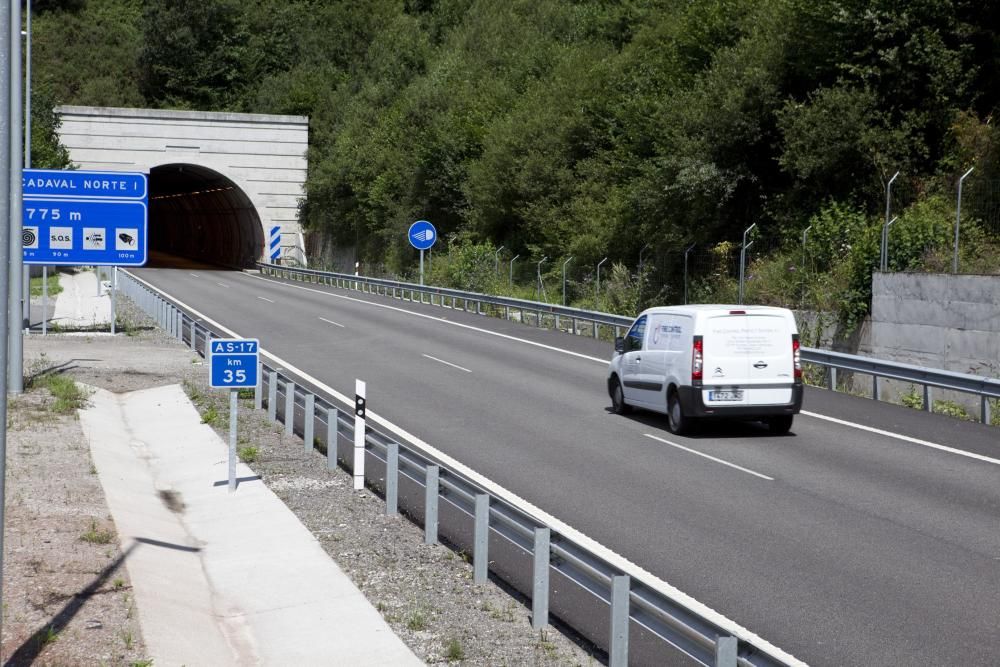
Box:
left=147, top=163, right=264, bottom=268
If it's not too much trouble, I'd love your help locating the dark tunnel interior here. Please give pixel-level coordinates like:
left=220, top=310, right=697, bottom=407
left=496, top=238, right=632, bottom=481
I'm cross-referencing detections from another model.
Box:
left=148, top=163, right=264, bottom=268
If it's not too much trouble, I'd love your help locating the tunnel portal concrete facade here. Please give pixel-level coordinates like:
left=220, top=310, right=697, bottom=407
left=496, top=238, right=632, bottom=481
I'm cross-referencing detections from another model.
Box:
left=56, top=105, right=308, bottom=266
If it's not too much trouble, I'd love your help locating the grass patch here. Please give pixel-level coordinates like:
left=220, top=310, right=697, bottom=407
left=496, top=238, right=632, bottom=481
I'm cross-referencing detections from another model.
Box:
left=34, top=625, right=59, bottom=648
left=237, top=388, right=256, bottom=400
left=29, top=272, right=63, bottom=298
left=237, top=445, right=260, bottom=463
left=444, top=638, right=465, bottom=661
left=130, top=661, right=154, bottom=667
left=29, top=373, right=89, bottom=413
left=200, top=406, right=223, bottom=427
left=406, top=609, right=428, bottom=631
left=80, top=520, right=115, bottom=545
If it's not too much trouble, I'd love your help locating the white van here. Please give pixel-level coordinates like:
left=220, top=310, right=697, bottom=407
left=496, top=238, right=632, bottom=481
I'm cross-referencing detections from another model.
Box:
left=607, top=305, right=803, bottom=434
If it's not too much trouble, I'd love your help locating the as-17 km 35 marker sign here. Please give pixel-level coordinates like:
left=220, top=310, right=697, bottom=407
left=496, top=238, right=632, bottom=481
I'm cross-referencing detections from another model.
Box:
left=22, top=168, right=148, bottom=266
left=209, top=339, right=260, bottom=389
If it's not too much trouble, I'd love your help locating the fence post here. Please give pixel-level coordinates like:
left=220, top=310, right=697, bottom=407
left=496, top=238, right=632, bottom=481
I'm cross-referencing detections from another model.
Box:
left=327, top=407, right=338, bottom=470
left=284, top=381, right=296, bottom=437
left=386, top=442, right=399, bottom=516
left=715, top=636, right=738, bottom=667
left=304, top=393, right=315, bottom=453
left=267, top=370, right=278, bottom=421
left=609, top=575, right=630, bottom=667
left=532, top=527, right=550, bottom=630
left=424, top=465, right=439, bottom=545
left=474, top=494, right=490, bottom=584
left=354, top=380, right=367, bottom=490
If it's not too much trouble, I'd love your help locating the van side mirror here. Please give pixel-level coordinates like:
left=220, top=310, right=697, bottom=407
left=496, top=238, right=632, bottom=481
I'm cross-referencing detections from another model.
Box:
left=614, top=337, right=625, bottom=354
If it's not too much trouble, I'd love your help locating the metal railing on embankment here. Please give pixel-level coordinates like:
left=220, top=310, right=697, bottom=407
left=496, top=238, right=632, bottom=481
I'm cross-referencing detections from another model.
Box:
left=259, top=263, right=1000, bottom=424
left=119, top=268, right=804, bottom=667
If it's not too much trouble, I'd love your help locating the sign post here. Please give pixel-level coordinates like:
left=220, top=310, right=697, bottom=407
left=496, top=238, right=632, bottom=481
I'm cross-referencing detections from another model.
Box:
left=208, top=338, right=260, bottom=492
left=408, top=220, right=437, bottom=285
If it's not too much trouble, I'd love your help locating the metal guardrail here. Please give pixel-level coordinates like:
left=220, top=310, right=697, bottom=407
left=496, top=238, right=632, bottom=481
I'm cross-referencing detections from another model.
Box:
left=119, top=269, right=803, bottom=667
left=259, top=262, right=999, bottom=425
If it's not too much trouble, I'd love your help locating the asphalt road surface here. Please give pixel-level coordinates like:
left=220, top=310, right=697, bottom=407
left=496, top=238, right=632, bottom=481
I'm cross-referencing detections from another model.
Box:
left=135, top=266, right=1000, bottom=667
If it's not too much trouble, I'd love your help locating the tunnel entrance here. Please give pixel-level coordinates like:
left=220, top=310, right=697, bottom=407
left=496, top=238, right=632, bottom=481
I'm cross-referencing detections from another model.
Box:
left=148, top=163, right=264, bottom=268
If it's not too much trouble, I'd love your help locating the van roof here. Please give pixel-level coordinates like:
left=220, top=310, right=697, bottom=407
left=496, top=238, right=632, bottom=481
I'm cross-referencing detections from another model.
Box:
left=640, top=304, right=793, bottom=315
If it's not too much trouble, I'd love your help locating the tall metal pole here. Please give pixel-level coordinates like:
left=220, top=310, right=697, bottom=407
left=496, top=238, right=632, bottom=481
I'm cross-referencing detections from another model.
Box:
left=494, top=245, right=504, bottom=274
left=882, top=171, right=899, bottom=272
left=561, top=256, right=572, bottom=306
left=953, top=166, right=974, bottom=274
left=535, top=256, right=547, bottom=301
left=884, top=217, right=898, bottom=270
left=801, top=226, right=811, bottom=307
left=596, top=257, right=608, bottom=298
left=419, top=248, right=424, bottom=286
left=0, top=0, right=15, bottom=641
left=23, top=0, right=29, bottom=168
left=683, top=243, right=695, bottom=305
left=638, top=243, right=650, bottom=278
left=509, top=254, right=519, bottom=288
left=8, top=0, right=22, bottom=393
left=739, top=223, right=756, bottom=305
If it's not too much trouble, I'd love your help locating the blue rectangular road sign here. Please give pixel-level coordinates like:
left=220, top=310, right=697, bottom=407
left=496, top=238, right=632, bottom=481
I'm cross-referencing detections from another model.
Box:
left=209, top=339, right=260, bottom=389
left=22, top=168, right=148, bottom=266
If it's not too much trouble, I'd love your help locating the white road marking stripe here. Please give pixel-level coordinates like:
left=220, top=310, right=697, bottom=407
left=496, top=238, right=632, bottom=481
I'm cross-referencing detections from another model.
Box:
left=256, top=296, right=275, bottom=303
left=801, top=410, right=1000, bottom=466
left=644, top=434, right=775, bottom=481
left=422, top=354, right=472, bottom=373
left=124, top=269, right=804, bottom=667
left=189, top=273, right=200, bottom=278
left=318, top=317, right=345, bottom=328
left=216, top=282, right=229, bottom=288
left=245, top=273, right=609, bottom=365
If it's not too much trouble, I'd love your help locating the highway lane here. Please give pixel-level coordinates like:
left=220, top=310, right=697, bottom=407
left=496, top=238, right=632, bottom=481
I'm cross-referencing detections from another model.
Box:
left=136, top=267, right=1000, bottom=666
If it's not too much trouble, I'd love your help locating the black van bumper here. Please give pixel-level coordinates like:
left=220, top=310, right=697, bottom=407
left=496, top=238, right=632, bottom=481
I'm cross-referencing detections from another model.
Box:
left=677, top=383, right=803, bottom=417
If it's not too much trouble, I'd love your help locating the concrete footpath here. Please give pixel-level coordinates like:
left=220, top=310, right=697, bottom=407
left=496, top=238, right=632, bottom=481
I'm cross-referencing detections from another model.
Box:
left=52, top=270, right=422, bottom=666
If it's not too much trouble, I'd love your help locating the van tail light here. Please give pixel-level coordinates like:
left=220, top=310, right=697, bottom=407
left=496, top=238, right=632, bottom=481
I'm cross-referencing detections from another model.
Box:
left=692, top=336, right=704, bottom=381
left=792, top=335, right=802, bottom=379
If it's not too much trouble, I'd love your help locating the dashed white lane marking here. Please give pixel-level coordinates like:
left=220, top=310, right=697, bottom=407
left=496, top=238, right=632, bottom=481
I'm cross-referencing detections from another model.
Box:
left=256, top=296, right=275, bottom=303
left=244, top=273, right=609, bottom=365
left=802, top=410, right=1000, bottom=466
left=318, top=317, right=345, bottom=328
left=422, top=354, right=472, bottom=373
left=216, top=282, right=229, bottom=288
left=644, top=434, right=775, bottom=481
left=189, top=273, right=200, bottom=278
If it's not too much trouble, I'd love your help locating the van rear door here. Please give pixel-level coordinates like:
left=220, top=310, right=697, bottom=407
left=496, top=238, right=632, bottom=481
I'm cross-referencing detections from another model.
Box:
left=702, top=311, right=794, bottom=406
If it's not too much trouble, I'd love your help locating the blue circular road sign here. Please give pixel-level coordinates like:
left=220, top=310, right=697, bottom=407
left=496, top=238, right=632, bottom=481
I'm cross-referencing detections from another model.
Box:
left=408, top=220, right=437, bottom=250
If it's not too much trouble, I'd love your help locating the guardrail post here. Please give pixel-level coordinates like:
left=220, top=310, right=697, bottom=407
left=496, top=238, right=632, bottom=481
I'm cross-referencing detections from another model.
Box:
left=572, top=317, right=577, bottom=335
left=386, top=442, right=399, bottom=515
left=531, top=527, right=550, bottom=630
left=189, top=320, right=197, bottom=351
left=424, top=465, right=439, bottom=545
left=354, top=380, right=367, bottom=490
left=267, top=371, right=278, bottom=421
left=715, top=636, right=738, bottom=667
left=327, top=407, right=339, bottom=469
left=923, top=385, right=932, bottom=412
left=982, top=396, right=991, bottom=425
left=593, top=321, right=600, bottom=340
left=609, top=575, right=630, bottom=667
left=872, top=375, right=880, bottom=401
left=284, top=381, right=296, bottom=436
left=304, top=393, right=315, bottom=453
left=828, top=367, right=837, bottom=391
left=474, top=494, right=490, bottom=584
left=254, top=362, right=263, bottom=411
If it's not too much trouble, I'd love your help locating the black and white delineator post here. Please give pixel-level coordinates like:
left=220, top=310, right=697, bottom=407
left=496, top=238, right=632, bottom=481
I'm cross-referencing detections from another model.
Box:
left=208, top=338, right=260, bottom=492
left=354, top=379, right=366, bottom=490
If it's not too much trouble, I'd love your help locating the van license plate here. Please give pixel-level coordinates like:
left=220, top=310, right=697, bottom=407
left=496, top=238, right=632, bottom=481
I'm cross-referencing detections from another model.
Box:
left=709, top=390, right=743, bottom=402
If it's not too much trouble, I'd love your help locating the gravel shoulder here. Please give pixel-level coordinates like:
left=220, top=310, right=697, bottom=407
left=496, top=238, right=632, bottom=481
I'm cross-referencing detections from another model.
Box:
left=5, top=296, right=600, bottom=665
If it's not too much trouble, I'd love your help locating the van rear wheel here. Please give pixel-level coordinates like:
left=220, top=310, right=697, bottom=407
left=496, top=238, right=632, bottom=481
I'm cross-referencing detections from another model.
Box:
left=667, top=391, right=689, bottom=435
left=768, top=415, right=794, bottom=435
left=611, top=378, right=631, bottom=415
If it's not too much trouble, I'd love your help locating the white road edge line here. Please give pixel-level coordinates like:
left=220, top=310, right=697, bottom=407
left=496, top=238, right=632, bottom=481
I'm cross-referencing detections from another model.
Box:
left=644, top=434, right=775, bottom=481
left=318, top=317, right=345, bottom=328
left=801, top=410, right=1000, bottom=466
left=422, top=354, right=472, bottom=373
left=124, top=269, right=805, bottom=667
left=256, top=296, right=275, bottom=303
left=243, top=273, right=609, bottom=365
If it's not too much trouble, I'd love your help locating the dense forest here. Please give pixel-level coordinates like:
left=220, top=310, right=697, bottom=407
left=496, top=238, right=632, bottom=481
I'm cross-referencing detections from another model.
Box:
left=29, top=0, right=1000, bottom=324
